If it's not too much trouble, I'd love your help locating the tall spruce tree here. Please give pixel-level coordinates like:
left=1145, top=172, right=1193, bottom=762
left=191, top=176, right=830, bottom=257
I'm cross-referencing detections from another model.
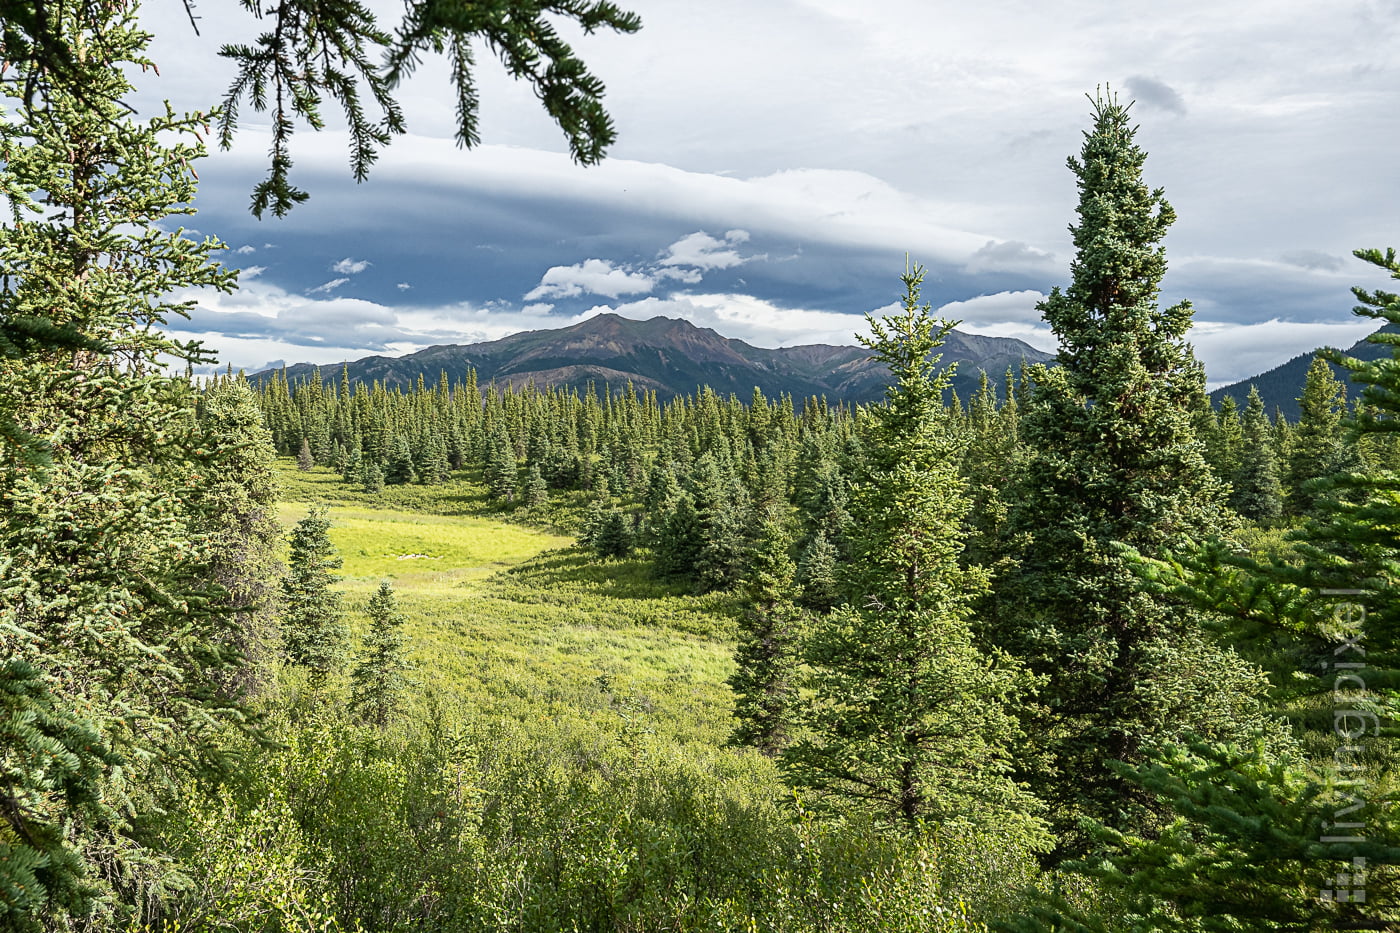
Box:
left=350, top=581, right=413, bottom=728
left=1285, top=355, right=1348, bottom=516
left=782, top=266, right=1043, bottom=838
left=795, top=530, right=841, bottom=613
left=0, top=0, right=255, bottom=921
left=282, top=506, right=349, bottom=691
left=1231, top=385, right=1285, bottom=524
left=194, top=379, right=286, bottom=698
left=1023, top=249, right=1400, bottom=931
left=727, top=518, right=803, bottom=756
left=991, top=93, right=1265, bottom=860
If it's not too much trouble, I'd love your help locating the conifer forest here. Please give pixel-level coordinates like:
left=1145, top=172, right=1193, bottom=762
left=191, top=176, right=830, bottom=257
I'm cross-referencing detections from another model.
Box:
left=2, top=2, right=1398, bottom=932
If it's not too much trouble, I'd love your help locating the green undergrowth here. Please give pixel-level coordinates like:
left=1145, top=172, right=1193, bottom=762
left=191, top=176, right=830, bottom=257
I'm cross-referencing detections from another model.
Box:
left=139, top=459, right=1046, bottom=931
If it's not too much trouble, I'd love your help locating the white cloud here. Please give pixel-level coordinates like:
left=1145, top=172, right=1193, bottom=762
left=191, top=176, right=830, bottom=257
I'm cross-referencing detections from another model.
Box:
left=234, top=245, right=256, bottom=255
left=656, top=267, right=703, bottom=284
left=1189, top=319, right=1379, bottom=388
left=936, top=290, right=1049, bottom=326
left=332, top=257, right=371, bottom=275
left=586, top=293, right=873, bottom=348
left=397, top=282, right=412, bottom=290
left=659, top=230, right=752, bottom=271
left=525, top=258, right=655, bottom=300
left=237, top=265, right=266, bottom=279
left=308, top=277, right=349, bottom=294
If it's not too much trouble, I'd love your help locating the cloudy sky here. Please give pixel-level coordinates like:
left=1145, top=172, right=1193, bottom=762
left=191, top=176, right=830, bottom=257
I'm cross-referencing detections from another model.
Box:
left=137, top=0, right=1399, bottom=386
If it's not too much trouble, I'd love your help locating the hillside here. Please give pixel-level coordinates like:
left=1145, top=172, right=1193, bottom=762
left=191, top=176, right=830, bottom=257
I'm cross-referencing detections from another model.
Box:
left=251, top=313, right=1055, bottom=404
left=1210, top=324, right=1396, bottom=420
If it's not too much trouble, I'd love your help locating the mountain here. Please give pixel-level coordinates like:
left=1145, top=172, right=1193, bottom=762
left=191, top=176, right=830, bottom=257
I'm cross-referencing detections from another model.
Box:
left=250, top=313, right=1055, bottom=404
left=1209, top=324, right=1395, bottom=421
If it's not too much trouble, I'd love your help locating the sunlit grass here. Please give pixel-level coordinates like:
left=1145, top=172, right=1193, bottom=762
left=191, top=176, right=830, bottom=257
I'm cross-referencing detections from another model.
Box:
left=275, top=458, right=744, bottom=754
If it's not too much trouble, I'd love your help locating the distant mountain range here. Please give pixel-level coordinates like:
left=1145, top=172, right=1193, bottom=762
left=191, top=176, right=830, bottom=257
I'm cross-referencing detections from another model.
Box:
left=1210, top=324, right=1396, bottom=421
left=249, top=313, right=1056, bottom=404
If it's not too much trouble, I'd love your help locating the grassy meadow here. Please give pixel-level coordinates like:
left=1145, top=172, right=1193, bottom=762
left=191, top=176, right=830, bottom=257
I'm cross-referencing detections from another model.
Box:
left=181, top=461, right=1040, bottom=932
left=275, top=462, right=741, bottom=747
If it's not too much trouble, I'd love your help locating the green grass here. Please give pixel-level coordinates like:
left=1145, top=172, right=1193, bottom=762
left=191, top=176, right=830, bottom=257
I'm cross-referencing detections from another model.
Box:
left=159, top=460, right=1039, bottom=932
left=276, top=460, right=743, bottom=752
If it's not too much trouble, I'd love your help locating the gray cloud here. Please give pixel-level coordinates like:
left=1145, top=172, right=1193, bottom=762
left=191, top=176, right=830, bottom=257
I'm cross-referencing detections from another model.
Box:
left=964, top=240, right=1056, bottom=275
left=1280, top=249, right=1346, bottom=272
left=1125, top=75, right=1186, bottom=115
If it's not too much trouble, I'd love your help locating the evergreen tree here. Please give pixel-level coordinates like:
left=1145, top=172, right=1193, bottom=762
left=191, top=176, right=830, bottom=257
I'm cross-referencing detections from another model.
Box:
left=415, top=426, right=452, bottom=484
left=384, top=433, right=418, bottom=485
left=578, top=499, right=606, bottom=549
left=360, top=460, right=386, bottom=494
left=1285, top=355, right=1348, bottom=516
left=591, top=508, right=636, bottom=559
left=296, top=436, right=315, bottom=470
left=1094, top=249, right=1400, bottom=930
left=485, top=421, right=518, bottom=501
left=1230, top=386, right=1284, bottom=524
left=350, top=581, right=413, bottom=728
left=282, top=506, right=349, bottom=690
left=991, top=94, right=1264, bottom=860
left=524, top=462, right=550, bottom=508
left=727, top=518, right=802, bottom=756
left=1206, top=395, right=1244, bottom=482
left=654, top=494, right=705, bottom=579
left=1006, top=741, right=1398, bottom=933
left=194, top=379, right=286, bottom=697
left=0, top=659, right=122, bottom=931
left=0, top=1, right=265, bottom=921
left=795, top=530, right=841, bottom=613
left=687, top=452, right=752, bottom=592
left=341, top=445, right=363, bottom=484
left=963, top=369, right=1022, bottom=568
left=782, top=266, right=1043, bottom=837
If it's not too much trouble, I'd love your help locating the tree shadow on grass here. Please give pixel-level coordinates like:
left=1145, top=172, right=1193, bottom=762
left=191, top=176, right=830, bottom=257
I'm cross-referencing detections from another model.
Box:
left=499, top=547, right=700, bottom=602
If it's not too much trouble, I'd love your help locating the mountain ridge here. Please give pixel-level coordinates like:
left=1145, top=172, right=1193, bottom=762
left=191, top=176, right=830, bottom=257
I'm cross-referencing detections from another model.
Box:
left=250, top=313, right=1056, bottom=404
left=1209, top=323, right=1396, bottom=421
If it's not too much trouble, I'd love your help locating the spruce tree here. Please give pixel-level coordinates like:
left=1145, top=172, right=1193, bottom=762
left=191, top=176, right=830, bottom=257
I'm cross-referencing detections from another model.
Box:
left=0, top=1, right=258, bottom=919
left=795, top=530, right=841, bottom=613
left=350, top=581, right=413, bottom=728
left=296, top=436, right=315, bottom=470
left=195, top=379, right=286, bottom=697
left=687, top=452, right=752, bottom=592
left=727, top=518, right=802, bottom=756
left=1208, top=395, right=1244, bottom=482
left=782, top=266, right=1042, bottom=837
left=653, top=494, right=705, bottom=579
left=384, top=434, right=418, bottom=485
left=485, top=421, right=518, bottom=501
left=524, top=462, right=550, bottom=508
left=992, top=93, right=1264, bottom=860
left=0, top=660, right=120, bottom=930
left=591, top=508, right=636, bottom=559
left=1230, top=386, right=1284, bottom=524
left=360, top=460, right=386, bottom=494
left=1285, top=355, right=1348, bottom=516
left=282, top=506, right=349, bottom=690
left=1100, top=248, right=1400, bottom=929
left=1006, top=741, right=1398, bottom=933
